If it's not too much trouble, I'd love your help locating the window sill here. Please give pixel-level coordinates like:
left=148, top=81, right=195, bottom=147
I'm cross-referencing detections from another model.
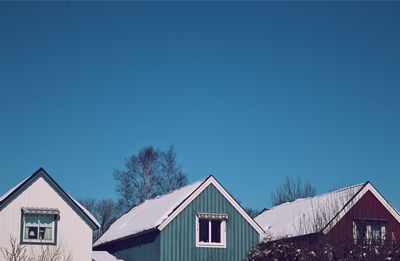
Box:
left=196, top=242, right=226, bottom=248
left=21, top=239, right=56, bottom=246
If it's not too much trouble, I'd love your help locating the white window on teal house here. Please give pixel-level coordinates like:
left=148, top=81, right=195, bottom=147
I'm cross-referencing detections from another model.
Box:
left=196, top=213, right=227, bottom=248
left=21, top=208, right=59, bottom=244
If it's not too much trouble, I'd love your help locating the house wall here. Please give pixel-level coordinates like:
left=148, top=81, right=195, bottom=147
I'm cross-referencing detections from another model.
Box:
left=113, top=233, right=161, bottom=261
left=325, top=190, right=400, bottom=244
left=98, top=231, right=161, bottom=261
left=160, top=184, right=260, bottom=261
left=0, top=177, right=93, bottom=261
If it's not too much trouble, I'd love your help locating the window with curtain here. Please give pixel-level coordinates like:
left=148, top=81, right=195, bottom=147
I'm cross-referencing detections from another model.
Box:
left=353, top=219, right=386, bottom=244
left=21, top=209, right=58, bottom=244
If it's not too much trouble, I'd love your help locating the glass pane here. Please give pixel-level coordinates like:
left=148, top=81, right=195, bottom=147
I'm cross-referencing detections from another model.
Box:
left=372, top=224, right=381, bottom=240
left=39, top=227, right=52, bottom=240
left=356, top=222, right=367, bottom=242
left=39, top=214, right=53, bottom=225
left=199, top=219, right=209, bottom=242
left=25, top=214, right=39, bottom=225
left=211, top=220, right=222, bottom=243
left=26, top=227, right=38, bottom=239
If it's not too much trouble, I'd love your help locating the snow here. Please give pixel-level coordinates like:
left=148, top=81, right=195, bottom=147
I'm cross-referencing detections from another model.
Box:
left=0, top=178, right=29, bottom=202
left=94, top=178, right=206, bottom=246
left=255, top=183, right=365, bottom=239
left=92, top=251, right=123, bottom=261
left=71, top=195, right=101, bottom=228
left=0, top=174, right=100, bottom=229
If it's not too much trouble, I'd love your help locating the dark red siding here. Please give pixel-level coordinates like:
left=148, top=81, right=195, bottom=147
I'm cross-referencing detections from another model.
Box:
left=325, top=190, right=400, bottom=244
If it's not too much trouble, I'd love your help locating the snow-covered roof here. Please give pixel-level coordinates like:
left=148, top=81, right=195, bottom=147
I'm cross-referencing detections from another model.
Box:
left=92, top=251, right=123, bottom=261
left=71, top=195, right=101, bottom=228
left=0, top=178, right=28, bottom=202
left=0, top=168, right=100, bottom=229
left=255, top=183, right=366, bottom=239
left=94, top=178, right=206, bottom=246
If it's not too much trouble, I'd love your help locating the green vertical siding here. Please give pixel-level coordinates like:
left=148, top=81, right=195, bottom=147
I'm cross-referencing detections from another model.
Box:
left=160, top=184, right=259, bottom=261
left=114, top=234, right=160, bottom=261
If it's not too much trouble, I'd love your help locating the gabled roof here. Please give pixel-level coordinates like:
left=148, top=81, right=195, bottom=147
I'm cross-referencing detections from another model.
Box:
left=255, top=182, right=400, bottom=239
left=0, top=178, right=29, bottom=202
left=0, top=168, right=100, bottom=230
left=94, top=176, right=264, bottom=247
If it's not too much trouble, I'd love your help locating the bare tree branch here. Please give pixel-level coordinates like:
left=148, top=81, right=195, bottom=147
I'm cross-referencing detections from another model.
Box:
left=1, top=236, right=31, bottom=261
left=113, top=146, right=188, bottom=213
left=79, top=198, right=120, bottom=240
left=271, top=177, right=316, bottom=206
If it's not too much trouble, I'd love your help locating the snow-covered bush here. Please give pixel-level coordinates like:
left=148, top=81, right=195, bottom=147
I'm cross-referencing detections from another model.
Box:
left=248, top=238, right=400, bottom=260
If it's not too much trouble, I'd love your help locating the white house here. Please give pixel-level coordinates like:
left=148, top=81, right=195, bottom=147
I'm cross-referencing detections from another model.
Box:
left=0, top=168, right=100, bottom=261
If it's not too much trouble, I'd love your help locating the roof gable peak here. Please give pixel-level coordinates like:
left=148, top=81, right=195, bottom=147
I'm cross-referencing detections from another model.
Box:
left=0, top=168, right=100, bottom=230
left=158, top=175, right=264, bottom=234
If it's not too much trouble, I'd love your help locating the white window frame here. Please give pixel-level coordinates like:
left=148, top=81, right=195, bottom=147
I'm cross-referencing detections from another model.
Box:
left=21, top=208, right=58, bottom=244
left=195, top=213, right=227, bottom=248
left=353, top=218, right=387, bottom=245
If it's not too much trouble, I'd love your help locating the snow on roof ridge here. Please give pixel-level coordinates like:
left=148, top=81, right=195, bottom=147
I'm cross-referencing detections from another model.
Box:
left=70, top=194, right=101, bottom=228
left=121, top=177, right=208, bottom=216
left=0, top=171, right=100, bottom=229
left=265, top=182, right=366, bottom=212
left=0, top=177, right=29, bottom=203
left=94, top=177, right=207, bottom=246
left=127, top=177, right=208, bottom=218
left=141, top=177, right=207, bottom=204
left=255, top=182, right=367, bottom=238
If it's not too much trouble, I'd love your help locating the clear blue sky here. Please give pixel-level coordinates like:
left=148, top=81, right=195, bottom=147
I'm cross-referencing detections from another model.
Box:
left=1, top=2, right=399, bottom=210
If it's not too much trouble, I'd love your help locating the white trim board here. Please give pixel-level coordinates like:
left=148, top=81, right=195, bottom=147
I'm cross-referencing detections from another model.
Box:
left=322, top=182, right=400, bottom=234
left=195, top=215, right=227, bottom=248
left=158, top=176, right=264, bottom=235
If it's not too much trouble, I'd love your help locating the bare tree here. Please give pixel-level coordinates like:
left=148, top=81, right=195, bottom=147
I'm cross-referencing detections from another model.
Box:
left=79, top=198, right=120, bottom=240
left=79, top=198, right=96, bottom=215
left=1, top=236, right=31, bottom=261
left=113, top=146, right=189, bottom=213
left=113, top=147, right=162, bottom=211
left=1, top=236, right=72, bottom=261
left=159, top=146, right=188, bottom=194
left=294, top=184, right=359, bottom=236
left=30, top=243, right=72, bottom=261
left=245, top=207, right=260, bottom=218
left=95, top=199, right=120, bottom=237
left=271, top=177, right=316, bottom=206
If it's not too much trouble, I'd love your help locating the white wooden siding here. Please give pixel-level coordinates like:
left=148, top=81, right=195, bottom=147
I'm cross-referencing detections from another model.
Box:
left=0, top=177, right=93, bottom=261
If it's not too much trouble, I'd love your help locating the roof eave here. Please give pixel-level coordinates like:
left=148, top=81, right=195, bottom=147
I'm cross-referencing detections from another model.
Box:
left=0, top=168, right=100, bottom=230
left=93, top=227, right=160, bottom=250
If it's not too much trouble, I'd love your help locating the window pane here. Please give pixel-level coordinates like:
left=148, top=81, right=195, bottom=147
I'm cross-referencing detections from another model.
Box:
left=25, top=214, right=39, bottom=225
left=211, top=220, right=221, bottom=243
left=26, top=227, right=38, bottom=239
left=199, top=219, right=209, bottom=242
left=372, top=224, right=381, bottom=240
left=39, top=227, right=52, bottom=240
left=39, top=214, right=53, bottom=226
left=356, top=222, right=367, bottom=242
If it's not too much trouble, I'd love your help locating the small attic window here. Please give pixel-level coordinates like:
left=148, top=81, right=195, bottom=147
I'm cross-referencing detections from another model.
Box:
left=21, top=208, right=58, bottom=245
left=196, top=213, right=227, bottom=248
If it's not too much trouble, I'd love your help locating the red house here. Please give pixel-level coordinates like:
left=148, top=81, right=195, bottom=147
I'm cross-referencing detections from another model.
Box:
left=255, top=182, right=400, bottom=246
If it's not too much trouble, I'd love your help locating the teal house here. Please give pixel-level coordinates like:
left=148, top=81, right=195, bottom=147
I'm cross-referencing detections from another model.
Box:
left=93, top=176, right=263, bottom=261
